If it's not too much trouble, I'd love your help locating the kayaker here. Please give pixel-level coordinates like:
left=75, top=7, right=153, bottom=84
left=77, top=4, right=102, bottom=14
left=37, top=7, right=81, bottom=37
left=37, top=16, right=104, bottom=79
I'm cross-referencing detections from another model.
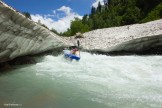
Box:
left=71, top=48, right=78, bottom=54
left=71, top=48, right=80, bottom=57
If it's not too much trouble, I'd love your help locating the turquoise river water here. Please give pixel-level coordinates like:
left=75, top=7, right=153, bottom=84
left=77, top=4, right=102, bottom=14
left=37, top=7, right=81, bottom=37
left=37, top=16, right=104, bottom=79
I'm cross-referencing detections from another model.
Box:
left=0, top=52, right=162, bottom=108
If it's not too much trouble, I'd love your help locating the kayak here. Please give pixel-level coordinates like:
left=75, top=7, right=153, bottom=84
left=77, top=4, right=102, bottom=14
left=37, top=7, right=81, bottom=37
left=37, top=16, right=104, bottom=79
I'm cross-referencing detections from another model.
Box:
left=63, top=50, right=80, bottom=61
left=64, top=53, right=80, bottom=61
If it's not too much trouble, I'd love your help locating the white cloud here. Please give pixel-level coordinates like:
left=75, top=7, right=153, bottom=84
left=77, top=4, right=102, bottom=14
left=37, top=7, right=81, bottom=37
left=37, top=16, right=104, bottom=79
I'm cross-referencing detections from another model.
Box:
left=92, top=0, right=104, bottom=8
left=57, top=6, right=71, bottom=15
left=31, top=6, right=82, bottom=33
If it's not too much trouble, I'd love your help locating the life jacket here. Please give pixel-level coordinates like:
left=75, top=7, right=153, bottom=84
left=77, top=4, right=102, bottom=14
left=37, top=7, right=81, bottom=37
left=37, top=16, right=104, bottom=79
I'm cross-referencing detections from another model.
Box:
left=72, top=48, right=78, bottom=54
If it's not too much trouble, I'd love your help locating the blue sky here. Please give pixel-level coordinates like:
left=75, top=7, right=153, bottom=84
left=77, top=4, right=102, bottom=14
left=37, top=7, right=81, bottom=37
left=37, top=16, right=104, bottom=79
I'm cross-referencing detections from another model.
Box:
left=3, top=0, right=104, bottom=33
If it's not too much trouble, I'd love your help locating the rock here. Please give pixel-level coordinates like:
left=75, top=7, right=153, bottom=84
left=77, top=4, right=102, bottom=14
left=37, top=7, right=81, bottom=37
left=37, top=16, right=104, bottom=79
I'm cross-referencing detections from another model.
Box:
left=63, top=19, right=162, bottom=55
left=8, top=56, right=36, bottom=65
left=0, top=62, right=12, bottom=72
left=75, top=32, right=84, bottom=39
left=0, top=1, right=67, bottom=63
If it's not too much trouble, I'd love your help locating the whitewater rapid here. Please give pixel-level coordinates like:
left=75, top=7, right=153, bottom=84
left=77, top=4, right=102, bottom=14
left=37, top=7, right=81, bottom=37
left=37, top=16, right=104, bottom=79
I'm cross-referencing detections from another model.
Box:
left=0, top=52, right=162, bottom=108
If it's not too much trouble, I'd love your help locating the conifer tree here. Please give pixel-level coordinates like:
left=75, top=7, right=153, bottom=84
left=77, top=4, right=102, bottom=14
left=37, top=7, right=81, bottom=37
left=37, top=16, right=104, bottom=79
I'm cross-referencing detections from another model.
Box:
left=97, top=2, right=102, bottom=12
left=91, top=6, right=96, bottom=14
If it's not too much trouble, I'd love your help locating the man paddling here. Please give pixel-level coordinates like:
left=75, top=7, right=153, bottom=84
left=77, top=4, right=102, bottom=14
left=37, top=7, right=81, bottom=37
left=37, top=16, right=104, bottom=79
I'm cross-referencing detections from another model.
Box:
left=71, top=47, right=80, bottom=57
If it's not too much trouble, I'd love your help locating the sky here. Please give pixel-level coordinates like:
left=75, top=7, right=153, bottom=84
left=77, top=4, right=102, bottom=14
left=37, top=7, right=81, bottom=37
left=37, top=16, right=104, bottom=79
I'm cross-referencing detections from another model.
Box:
left=3, top=0, right=104, bottom=33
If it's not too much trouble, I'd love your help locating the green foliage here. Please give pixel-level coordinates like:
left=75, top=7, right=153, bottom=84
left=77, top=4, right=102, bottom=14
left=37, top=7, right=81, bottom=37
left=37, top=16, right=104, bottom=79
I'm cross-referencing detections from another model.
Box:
left=142, top=2, right=162, bottom=23
left=122, top=7, right=141, bottom=25
left=70, top=18, right=90, bottom=35
left=51, top=28, right=60, bottom=35
left=97, top=2, right=102, bottom=12
left=62, top=18, right=90, bottom=36
left=22, top=12, right=31, bottom=19
left=41, top=24, right=49, bottom=29
left=62, top=0, right=162, bottom=36
left=160, top=9, right=162, bottom=17
left=136, top=0, right=161, bottom=16
left=62, top=28, right=72, bottom=37
left=91, top=6, right=96, bottom=14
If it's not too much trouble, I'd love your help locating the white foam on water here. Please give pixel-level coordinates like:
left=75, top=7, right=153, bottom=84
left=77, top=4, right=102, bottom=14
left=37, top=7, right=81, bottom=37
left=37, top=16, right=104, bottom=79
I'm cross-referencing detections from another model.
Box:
left=34, top=52, right=162, bottom=107
left=1, top=52, right=162, bottom=108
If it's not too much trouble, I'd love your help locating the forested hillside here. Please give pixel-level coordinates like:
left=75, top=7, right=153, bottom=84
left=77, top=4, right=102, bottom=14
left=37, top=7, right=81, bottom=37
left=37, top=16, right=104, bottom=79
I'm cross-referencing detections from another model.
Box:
left=61, top=0, right=162, bottom=36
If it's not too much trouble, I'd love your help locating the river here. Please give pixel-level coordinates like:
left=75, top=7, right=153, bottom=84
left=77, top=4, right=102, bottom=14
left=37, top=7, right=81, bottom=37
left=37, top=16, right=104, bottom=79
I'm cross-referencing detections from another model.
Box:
left=0, top=52, right=162, bottom=108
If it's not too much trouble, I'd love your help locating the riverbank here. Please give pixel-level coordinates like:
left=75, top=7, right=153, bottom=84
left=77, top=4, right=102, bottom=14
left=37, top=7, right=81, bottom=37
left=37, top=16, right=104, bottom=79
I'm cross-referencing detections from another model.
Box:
left=62, top=19, right=162, bottom=54
left=0, top=1, right=67, bottom=63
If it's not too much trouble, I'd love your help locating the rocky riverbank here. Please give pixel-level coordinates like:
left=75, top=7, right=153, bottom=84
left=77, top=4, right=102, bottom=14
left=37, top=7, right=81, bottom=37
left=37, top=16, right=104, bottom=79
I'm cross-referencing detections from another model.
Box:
left=0, top=1, right=67, bottom=63
left=62, top=19, right=162, bottom=55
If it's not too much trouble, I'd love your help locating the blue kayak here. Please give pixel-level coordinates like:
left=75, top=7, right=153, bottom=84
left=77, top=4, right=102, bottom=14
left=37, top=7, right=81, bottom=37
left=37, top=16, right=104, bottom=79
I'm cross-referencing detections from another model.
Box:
left=64, top=53, right=80, bottom=61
